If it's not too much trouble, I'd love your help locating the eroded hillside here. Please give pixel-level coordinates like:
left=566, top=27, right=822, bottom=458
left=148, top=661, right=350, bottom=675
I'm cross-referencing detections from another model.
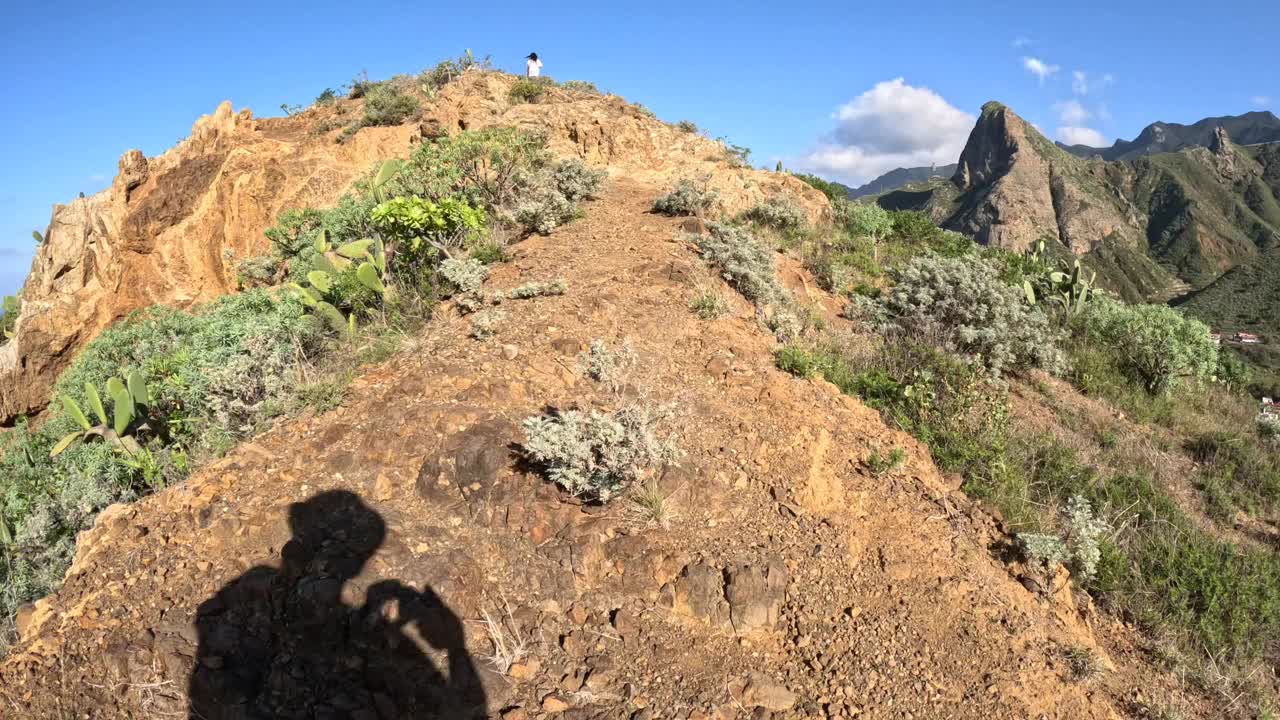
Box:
left=0, top=68, right=1255, bottom=719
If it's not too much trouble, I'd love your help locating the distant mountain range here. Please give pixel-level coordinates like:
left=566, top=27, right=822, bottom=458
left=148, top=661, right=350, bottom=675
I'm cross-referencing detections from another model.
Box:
left=844, top=164, right=958, bottom=199
left=1056, top=110, right=1280, bottom=161
left=876, top=101, right=1280, bottom=309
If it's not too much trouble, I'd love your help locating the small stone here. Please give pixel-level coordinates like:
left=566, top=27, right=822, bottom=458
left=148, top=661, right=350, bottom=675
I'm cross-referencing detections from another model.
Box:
left=501, top=708, right=529, bottom=720
left=541, top=694, right=571, bottom=713
left=501, top=344, right=519, bottom=360
left=509, top=659, right=540, bottom=680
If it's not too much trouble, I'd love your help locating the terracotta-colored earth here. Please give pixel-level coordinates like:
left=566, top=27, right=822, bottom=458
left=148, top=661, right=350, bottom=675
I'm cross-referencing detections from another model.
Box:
left=0, top=72, right=1217, bottom=718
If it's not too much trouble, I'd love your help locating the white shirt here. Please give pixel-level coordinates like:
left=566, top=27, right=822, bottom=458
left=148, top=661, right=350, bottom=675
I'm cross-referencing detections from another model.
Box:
left=526, top=58, right=543, bottom=77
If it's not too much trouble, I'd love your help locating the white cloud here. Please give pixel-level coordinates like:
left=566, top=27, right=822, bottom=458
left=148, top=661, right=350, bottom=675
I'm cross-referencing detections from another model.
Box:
left=1101, top=73, right=1116, bottom=85
left=1054, top=100, right=1092, bottom=125
left=793, top=78, right=975, bottom=185
left=1057, top=126, right=1108, bottom=147
left=1072, top=71, right=1088, bottom=95
left=1253, top=95, right=1273, bottom=108
left=1013, top=36, right=1032, bottom=48
left=1023, top=57, right=1060, bottom=84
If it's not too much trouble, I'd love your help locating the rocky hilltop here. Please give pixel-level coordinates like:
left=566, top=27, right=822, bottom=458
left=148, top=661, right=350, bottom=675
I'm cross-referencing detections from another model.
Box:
left=882, top=102, right=1280, bottom=300
left=0, top=70, right=1231, bottom=718
left=0, top=74, right=819, bottom=425
left=0, top=103, right=417, bottom=424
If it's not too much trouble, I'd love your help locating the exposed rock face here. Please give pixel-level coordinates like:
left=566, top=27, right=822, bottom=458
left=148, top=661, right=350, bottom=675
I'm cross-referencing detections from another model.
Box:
left=1, top=75, right=826, bottom=424
left=946, top=102, right=1140, bottom=255
left=1, top=101, right=418, bottom=423
left=887, top=101, right=1280, bottom=300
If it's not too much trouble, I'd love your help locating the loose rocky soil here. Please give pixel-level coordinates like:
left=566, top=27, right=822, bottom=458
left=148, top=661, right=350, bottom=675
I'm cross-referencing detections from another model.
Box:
left=1, top=177, right=1215, bottom=718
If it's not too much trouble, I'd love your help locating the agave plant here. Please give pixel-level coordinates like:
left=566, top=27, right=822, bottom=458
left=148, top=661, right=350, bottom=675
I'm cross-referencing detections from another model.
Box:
left=51, top=371, right=152, bottom=458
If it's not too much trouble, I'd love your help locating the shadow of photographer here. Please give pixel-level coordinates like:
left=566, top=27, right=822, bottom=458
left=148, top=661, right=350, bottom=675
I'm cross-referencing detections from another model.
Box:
left=188, top=490, right=486, bottom=719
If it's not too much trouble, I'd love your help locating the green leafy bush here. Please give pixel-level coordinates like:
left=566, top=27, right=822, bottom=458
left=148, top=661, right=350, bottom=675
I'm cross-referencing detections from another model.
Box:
left=521, top=405, right=681, bottom=501
left=880, top=256, right=1064, bottom=376
left=675, top=120, right=699, bottom=134
left=1075, top=297, right=1217, bottom=394
left=689, top=288, right=728, bottom=320
left=439, top=257, right=489, bottom=294
left=509, top=78, right=551, bottom=104
left=236, top=254, right=278, bottom=288
left=653, top=177, right=719, bottom=217
left=578, top=339, right=636, bottom=393
left=1018, top=496, right=1106, bottom=581
left=742, top=196, right=807, bottom=233
left=840, top=202, right=893, bottom=261
left=315, top=88, right=337, bottom=105
left=790, top=173, right=845, bottom=201
left=362, top=85, right=420, bottom=127
left=689, top=223, right=785, bottom=307
left=560, top=80, right=599, bottom=95
left=1, top=293, right=20, bottom=341
left=0, top=290, right=324, bottom=645
left=552, top=158, right=606, bottom=203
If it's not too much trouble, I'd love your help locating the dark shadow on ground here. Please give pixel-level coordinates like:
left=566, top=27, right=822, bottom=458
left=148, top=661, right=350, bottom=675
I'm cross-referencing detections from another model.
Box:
left=188, top=490, right=486, bottom=719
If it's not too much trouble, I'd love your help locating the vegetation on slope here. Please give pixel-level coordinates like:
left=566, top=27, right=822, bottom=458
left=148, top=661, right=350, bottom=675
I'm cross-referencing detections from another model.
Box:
left=760, top=201, right=1280, bottom=714
left=0, top=101, right=601, bottom=649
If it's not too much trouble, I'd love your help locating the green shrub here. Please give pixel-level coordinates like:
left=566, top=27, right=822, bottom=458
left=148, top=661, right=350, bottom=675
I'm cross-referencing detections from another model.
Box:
left=362, top=85, right=419, bottom=127
left=866, top=447, right=906, bottom=477
left=552, top=158, right=606, bottom=203
left=560, top=80, right=599, bottom=95
left=675, top=120, right=699, bottom=134
left=689, top=289, right=728, bottom=320
left=236, top=254, right=278, bottom=288
left=394, top=127, right=550, bottom=210
left=790, top=173, right=845, bottom=201
left=654, top=177, right=719, bottom=217
left=315, top=88, right=337, bottom=106
left=881, top=256, right=1064, bottom=376
left=1, top=293, right=20, bottom=341
left=509, top=78, right=550, bottom=104
left=0, top=290, right=325, bottom=645
left=742, top=196, right=807, bottom=233
left=513, top=159, right=604, bottom=235
left=521, top=405, right=681, bottom=501
left=439, top=258, right=489, bottom=294
left=721, top=141, right=751, bottom=168
left=1075, top=297, right=1217, bottom=394
left=690, top=223, right=784, bottom=307
left=578, top=339, right=636, bottom=393
left=840, top=202, right=893, bottom=262
left=420, top=51, right=490, bottom=91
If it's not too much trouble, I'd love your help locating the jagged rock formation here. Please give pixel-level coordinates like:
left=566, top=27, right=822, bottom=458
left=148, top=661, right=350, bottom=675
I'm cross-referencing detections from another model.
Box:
left=0, top=75, right=822, bottom=425
left=882, top=102, right=1280, bottom=300
left=0, top=103, right=418, bottom=424
left=1058, top=109, right=1280, bottom=161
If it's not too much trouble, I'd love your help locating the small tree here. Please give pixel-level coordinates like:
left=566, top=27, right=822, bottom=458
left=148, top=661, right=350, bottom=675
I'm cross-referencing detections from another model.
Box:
left=843, top=203, right=893, bottom=263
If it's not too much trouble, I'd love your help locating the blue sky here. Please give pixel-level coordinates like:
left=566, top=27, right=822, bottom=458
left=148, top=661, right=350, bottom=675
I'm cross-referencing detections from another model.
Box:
left=1, top=0, right=1277, bottom=298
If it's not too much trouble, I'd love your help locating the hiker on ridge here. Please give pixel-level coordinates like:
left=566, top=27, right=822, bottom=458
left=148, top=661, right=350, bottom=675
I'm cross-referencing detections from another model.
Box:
left=525, top=52, right=543, bottom=78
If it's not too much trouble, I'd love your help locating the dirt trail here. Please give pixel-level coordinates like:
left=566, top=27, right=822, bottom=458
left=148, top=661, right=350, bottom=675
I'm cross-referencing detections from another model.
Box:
left=1, top=180, right=1206, bottom=718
